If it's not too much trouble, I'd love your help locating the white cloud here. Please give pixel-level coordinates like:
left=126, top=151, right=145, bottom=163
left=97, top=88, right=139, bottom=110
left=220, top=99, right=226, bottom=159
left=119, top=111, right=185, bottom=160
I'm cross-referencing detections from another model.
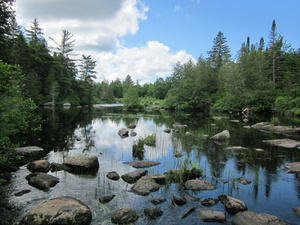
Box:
left=174, top=5, right=181, bottom=12
left=13, top=0, right=195, bottom=84
left=95, top=41, right=194, bottom=84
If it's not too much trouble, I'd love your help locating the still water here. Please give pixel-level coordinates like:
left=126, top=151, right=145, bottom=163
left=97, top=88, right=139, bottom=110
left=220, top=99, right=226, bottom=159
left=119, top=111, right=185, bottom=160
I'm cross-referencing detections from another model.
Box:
left=1, top=106, right=300, bottom=224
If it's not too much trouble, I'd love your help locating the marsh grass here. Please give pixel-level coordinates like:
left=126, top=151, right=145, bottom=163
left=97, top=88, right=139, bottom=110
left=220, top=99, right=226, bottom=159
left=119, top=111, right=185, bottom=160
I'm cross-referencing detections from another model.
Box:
left=143, top=134, right=156, bottom=147
left=132, top=139, right=145, bottom=159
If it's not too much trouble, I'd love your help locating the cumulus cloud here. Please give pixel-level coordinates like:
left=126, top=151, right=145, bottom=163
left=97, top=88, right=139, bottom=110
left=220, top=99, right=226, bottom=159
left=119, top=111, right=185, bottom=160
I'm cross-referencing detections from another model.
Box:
left=14, top=0, right=148, bottom=51
left=95, top=41, right=194, bottom=84
left=13, top=0, right=195, bottom=84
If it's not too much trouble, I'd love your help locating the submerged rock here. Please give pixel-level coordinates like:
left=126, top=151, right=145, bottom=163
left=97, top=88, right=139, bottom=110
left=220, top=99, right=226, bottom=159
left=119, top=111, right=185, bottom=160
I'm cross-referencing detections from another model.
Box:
left=25, top=172, right=59, bottom=191
left=19, top=196, right=92, bottom=225
left=144, top=206, right=163, bottom=219
left=198, top=209, right=226, bottom=223
left=106, top=171, right=120, bottom=180
left=27, top=160, right=51, bottom=173
left=233, top=211, right=286, bottom=225
left=123, top=161, right=160, bottom=168
left=127, top=123, right=136, bottom=129
left=236, top=177, right=251, bottom=185
left=181, top=207, right=196, bottom=219
left=172, top=195, right=187, bottom=206
left=111, top=208, right=138, bottom=224
left=211, top=130, right=230, bottom=141
left=284, top=162, right=300, bottom=173
left=184, top=179, right=216, bottom=191
left=131, top=177, right=161, bottom=196
left=201, top=198, right=220, bottom=207
left=263, top=139, right=300, bottom=148
left=150, top=197, right=167, bottom=205
left=121, top=169, right=148, bottom=184
left=14, top=189, right=31, bottom=197
left=293, top=206, right=300, bottom=217
left=218, top=194, right=247, bottom=214
left=99, top=194, right=116, bottom=204
left=63, top=154, right=99, bottom=174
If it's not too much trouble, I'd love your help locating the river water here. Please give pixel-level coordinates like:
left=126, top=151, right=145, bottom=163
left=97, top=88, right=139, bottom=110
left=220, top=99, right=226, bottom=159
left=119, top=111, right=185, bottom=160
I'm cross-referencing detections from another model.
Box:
left=1, top=106, right=300, bottom=224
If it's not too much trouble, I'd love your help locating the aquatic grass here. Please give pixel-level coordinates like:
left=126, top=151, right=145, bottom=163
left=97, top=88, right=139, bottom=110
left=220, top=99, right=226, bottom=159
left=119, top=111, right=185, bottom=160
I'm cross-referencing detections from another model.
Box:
left=132, top=139, right=145, bottom=160
left=143, top=134, right=156, bottom=147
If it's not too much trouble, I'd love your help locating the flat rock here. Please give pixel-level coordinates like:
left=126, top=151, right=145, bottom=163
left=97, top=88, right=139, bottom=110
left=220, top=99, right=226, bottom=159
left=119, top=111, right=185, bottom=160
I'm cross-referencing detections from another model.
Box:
left=131, top=177, right=161, bottom=196
left=198, top=209, right=226, bottom=223
left=63, top=154, right=99, bottom=174
left=233, top=211, right=286, bottom=225
left=144, top=206, right=163, bottom=219
left=111, top=208, right=138, bottom=224
left=106, top=171, right=120, bottom=180
left=19, top=196, right=92, bottom=225
left=123, top=161, right=160, bottom=168
left=184, top=179, right=216, bottom=191
left=211, top=130, right=230, bottom=141
left=226, top=146, right=249, bottom=150
left=25, top=172, right=59, bottom=191
left=263, top=139, right=300, bottom=148
left=27, top=160, right=51, bottom=173
left=218, top=194, right=247, bottom=214
left=121, top=169, right=148, bottom=184
left=284, top=161, right=300, bottom=173
left=14, top=146, right=44, bottom=155
left=251, top=122, right=300, bottom=136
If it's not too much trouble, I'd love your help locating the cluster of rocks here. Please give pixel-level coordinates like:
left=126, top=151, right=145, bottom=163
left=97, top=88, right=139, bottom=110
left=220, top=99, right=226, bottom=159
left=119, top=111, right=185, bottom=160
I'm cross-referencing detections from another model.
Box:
left=118, top=123, right=137, bottom=138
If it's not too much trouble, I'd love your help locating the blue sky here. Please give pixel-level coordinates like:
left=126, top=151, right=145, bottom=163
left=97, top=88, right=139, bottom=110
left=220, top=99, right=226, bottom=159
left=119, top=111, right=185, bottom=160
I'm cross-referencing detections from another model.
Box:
left=14, top=0, right=300, bottom=84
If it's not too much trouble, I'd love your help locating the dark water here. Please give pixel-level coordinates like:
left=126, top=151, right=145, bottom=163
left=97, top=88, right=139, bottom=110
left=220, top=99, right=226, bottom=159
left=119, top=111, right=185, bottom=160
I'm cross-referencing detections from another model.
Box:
left=1, top=106, right=300, bottom=225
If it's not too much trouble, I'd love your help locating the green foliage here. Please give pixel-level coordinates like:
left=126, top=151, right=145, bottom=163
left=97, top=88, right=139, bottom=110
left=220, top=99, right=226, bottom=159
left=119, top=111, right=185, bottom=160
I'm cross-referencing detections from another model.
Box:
left=132, top=139, right=144, bottom=159
left=273, top=96, right=294, bottom=114
left=123, top=85, right=141, bottom=110
left=270, top=117, right=280, bottom=126
left=143, top=134, right=156, bottom=147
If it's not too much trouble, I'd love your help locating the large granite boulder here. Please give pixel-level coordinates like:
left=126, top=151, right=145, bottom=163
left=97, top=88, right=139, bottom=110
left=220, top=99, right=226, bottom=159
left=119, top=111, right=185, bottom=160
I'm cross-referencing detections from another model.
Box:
left=121, top=169, right=148, bottom=184
left=19, top=196, right=92, bottom=225
left=198, top=209, right=226, bottom=223
left=184, top=179, right=216, bottom=191
left=211, top=130, right=230, bottom=141
left=63, top=154, right=99, bottom=174
left=25, top=172, right=59, bottom=191
left=233, top=211, right=286, bottom=225
left=27, top=160, right=51, bottom=173
left=131, top=177, right=161, bottom=196
left=111, top=208, right=138, bottom=224
left=218, top=194, right=247, bottom=214
left=123, top=161, right=160, bottom=168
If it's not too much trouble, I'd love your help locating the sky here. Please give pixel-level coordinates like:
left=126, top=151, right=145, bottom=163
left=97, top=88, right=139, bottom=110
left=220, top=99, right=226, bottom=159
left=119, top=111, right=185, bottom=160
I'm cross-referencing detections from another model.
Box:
left=13, top=0, right=300, bottom=84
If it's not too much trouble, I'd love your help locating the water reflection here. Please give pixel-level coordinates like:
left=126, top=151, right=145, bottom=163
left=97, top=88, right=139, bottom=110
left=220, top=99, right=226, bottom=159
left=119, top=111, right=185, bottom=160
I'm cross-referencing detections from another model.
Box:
left=1, top=107, right=300, bottom=224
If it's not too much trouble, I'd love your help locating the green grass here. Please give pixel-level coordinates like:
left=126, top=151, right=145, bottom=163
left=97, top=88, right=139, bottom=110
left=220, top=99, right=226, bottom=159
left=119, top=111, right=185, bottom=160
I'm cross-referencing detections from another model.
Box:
left=143, top=134, right=156, bottom=147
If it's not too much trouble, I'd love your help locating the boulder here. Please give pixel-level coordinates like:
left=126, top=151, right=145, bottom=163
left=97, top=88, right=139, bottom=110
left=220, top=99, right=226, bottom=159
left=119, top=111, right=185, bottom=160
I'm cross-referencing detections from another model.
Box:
left=131, top=177, right=161, bottom=196
left=130, top=131, right=137, bottom=136
left=121, top=169, right=148, bottom=184
left=198, top=209, right=226, bottom=223
left=27, top=160, right=51, bottom=173
left=99, top=195, right=116, bottom=204
left=164, top=128, right=171, bottom=133
left=211, top=130, right=230, bottom=141
left=218, top=194, right=247, bottom=214
left=0, top=172, right=12, bottom=183
left=19, top=196, right=92, bottom=225
left=201, top=198, right=219, bottom=207
left=233, top=211, right=286, bottom=225
left=106, top=171, right=120, bottom=180
left=150, top=197, right=167, bottom=205
left=184, top=179, right=216, bottom=191
left=127, top=123, right=136, bottom=129
left=123, top=161, right=160, bottom=168
left=63, top=154, right=99, bottom=174
left=111, top=208, right=138, bottom=224
left=25, top=172, right=59, bottom=191
left=293, top=206, right=300, bottom=217
left=148, top=174, right=167, bottom=185
left=236, top=177, right=251, bottom=185
left=172, top=195, right=187, bottom=206
left=144, top=206, right=163, bottom=219
left=263, top=139, right=300, bottom=148
left=118, top=128, right=129, bottom=138
left=286, top=162, right=300, bottom=173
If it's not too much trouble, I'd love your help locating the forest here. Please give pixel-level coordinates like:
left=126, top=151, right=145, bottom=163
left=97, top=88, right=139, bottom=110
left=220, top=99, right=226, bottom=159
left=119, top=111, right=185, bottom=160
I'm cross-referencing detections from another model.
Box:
left=1, top=0, right=300, bottom=150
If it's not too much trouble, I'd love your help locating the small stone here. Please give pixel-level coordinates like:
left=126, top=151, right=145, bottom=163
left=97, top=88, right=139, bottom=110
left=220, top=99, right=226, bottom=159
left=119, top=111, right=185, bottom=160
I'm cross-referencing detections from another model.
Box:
left=14, top=189, right=31, bottom=197
left=111, top=208, right=138, bottom=224
left=172, top=195, right=187, bottom=206
left=236, top=177, right=251, bottom=185
left=106, top=171, right=120, bottom=180
left=144, top=206, right=163, bottom=219
left=198, top=209, right=226, bottom=222
left=201, top=198, right=219, bottom=207
left=99, top=195, right=116, bottom=204
left=150, top=197, right=167, bottom=205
